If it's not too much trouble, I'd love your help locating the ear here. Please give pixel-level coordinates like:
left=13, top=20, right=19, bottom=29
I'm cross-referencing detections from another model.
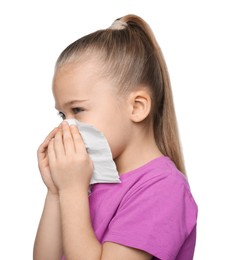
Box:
left=128, top=89, right=151, bottom=123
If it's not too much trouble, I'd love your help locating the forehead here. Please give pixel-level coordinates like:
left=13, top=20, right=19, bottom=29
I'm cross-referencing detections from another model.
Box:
left=54, top=60, right=101, bottom=89
left=52, top=60, right=116, bottom=108
left=54, top=58, right=101, bottom=83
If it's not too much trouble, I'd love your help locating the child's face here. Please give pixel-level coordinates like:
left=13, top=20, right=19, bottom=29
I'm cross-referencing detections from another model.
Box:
left=53, top=61, right=132, bottom=162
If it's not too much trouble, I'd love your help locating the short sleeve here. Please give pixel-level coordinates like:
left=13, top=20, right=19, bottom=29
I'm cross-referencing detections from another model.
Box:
left=102, top=175, right=198, bottom=260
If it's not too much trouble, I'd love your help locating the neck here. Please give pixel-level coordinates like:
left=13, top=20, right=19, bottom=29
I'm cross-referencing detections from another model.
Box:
left=114, top=126, right=163, bottom=174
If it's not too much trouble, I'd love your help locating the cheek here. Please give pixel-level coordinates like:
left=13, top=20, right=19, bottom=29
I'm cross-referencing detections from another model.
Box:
left=89, top=100, right=130, bottom=158
left=101, top=123, right=129, bottom=159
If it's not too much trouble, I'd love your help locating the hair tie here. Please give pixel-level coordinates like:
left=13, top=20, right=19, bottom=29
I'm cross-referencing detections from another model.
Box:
left=109, top=20, right=128, bottom=30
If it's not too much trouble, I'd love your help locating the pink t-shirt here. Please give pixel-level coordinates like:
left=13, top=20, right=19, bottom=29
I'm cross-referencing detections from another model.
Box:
left=89, top=156, right=198, bottom=259
left=63, top=156, right=198, bottom=260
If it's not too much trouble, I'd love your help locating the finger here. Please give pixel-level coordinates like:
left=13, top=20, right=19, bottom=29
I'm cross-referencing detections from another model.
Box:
left=54, top=128, right=65, bottom=158
left=47, top=138, right=56, bottom=163
left=37, top=127, right=58, bottom=159
left=62, top=121, right=76, bottom=155
left=70, top=125, right=87, bottom=154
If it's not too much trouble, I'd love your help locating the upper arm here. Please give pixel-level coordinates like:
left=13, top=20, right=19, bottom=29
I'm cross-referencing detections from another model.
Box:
left=101, top=242, right=152, bottom=260
left=101, top=176, right=197, bottom=259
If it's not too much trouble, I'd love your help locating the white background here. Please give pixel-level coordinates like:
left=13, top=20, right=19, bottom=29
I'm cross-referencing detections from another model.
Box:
left=0, top=0, right=224, bottom=259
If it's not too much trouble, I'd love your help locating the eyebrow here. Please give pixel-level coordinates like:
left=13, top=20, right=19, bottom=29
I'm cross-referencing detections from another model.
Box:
left=55, top=99, right=88, bottom=110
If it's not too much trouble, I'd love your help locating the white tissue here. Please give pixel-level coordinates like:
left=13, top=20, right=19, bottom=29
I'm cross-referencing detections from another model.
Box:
left=65, top=119, right=121, bottom=185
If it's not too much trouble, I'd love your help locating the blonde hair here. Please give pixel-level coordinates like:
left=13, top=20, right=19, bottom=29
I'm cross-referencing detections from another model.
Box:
left=55, top=14, right=186, bottom=176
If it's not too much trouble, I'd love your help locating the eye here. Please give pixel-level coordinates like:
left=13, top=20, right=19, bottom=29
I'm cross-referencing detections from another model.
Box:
left=58, top=111, right=65, bottom=120
left=72, top=107, right=84, bottom=114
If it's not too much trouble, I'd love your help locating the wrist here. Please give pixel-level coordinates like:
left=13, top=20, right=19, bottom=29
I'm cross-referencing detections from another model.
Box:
left=59, top=186, right=89, bottom=201
left=47, top=190, right=60, bottom=201
left=59, top=184, right=89, bottom=196
left=46, top=185, right=58, bottom=196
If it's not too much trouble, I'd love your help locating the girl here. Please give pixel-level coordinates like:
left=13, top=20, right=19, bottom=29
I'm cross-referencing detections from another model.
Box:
left=33, top=14, right=198, bottom=260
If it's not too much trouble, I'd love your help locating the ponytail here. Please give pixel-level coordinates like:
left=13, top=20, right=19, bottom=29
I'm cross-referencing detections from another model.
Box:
left=121, top=14, right=186, bottom=175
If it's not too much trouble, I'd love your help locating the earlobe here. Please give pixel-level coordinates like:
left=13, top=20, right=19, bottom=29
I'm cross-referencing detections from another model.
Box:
left=129, top=89, right=151, bottom=123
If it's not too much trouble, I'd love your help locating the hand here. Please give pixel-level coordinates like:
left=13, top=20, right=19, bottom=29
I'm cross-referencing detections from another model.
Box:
left=37, top=127, right=59, bottom=195
left=47, top=122, right=93, bottom=193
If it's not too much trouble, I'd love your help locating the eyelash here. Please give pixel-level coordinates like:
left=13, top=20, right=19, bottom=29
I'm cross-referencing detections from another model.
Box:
left=57, top=107, right=84, bottom=119
left=58, top=112, right=65, bottom=120
left=72, top=107, right=84, bottom=114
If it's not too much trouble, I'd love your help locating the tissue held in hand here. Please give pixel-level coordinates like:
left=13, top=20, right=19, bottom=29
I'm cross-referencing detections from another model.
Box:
left=65, top=119, right=121, bottom=185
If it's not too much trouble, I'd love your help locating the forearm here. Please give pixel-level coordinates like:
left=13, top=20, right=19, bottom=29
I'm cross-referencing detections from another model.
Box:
left=33, top=191, right=63, bottom=260
left=59, top=188, right=102, bottom=260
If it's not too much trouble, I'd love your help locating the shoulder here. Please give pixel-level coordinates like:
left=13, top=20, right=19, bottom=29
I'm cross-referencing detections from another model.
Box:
left=115, top=156, right=198, bottom=237
left=120, top=156, right=196, bottom=208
